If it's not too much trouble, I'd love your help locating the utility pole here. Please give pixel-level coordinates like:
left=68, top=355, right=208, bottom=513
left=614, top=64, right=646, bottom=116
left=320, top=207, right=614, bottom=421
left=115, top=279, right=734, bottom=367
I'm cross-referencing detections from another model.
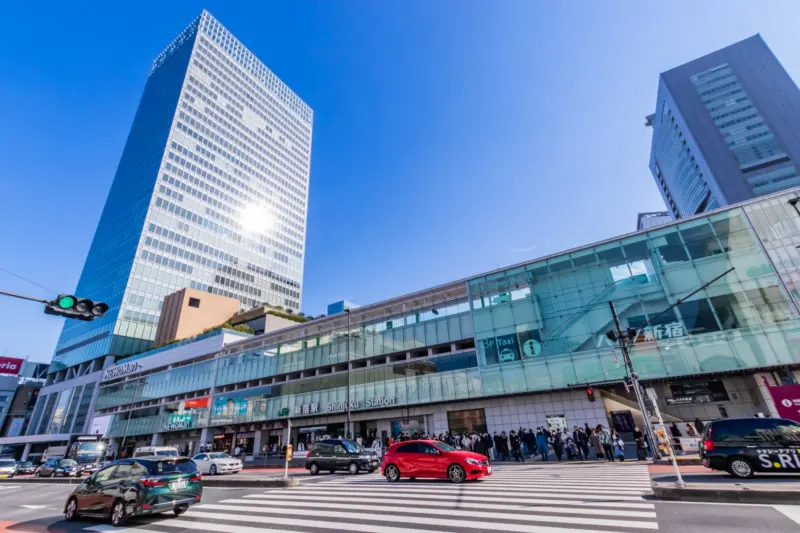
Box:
left=344, top=309, right=351, bottom=440
left=605, top=266, right=733, bottom=487
left=607, top=302, right=661, bottom=459
left=119, top=408, right=133, bottom=457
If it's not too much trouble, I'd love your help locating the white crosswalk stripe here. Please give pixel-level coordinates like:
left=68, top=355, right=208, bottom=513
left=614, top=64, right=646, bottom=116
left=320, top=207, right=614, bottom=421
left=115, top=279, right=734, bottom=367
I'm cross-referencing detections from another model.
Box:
left=0, top=484, right=20, bottom=490
left=83, top=463, right=657, bottom=533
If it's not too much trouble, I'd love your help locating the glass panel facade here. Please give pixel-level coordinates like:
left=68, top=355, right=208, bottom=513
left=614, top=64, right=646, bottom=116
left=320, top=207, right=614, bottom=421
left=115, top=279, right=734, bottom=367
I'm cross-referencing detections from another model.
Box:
left=469, top=206, right=800, bottom=389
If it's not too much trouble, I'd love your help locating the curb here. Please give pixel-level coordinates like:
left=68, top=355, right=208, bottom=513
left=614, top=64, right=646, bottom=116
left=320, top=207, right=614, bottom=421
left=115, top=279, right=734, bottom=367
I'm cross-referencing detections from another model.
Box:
left=0, top=477, right=300, bottom=489
left=653, top=484, right=800, bottom=504
left=202, top=477, right=299, bottom=488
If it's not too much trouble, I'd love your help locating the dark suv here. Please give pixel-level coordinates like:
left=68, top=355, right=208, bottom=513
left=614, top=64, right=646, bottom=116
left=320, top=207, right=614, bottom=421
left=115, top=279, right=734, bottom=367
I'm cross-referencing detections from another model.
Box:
left=63, top=457, right=201, bottom=526
left=305, top=439, right=379, bottom=475
left=700, top=417, right=800, bottom=478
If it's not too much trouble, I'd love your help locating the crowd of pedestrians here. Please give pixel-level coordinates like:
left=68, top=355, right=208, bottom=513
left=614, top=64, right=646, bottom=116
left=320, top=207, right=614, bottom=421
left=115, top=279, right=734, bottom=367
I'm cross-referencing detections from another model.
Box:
left=387, top=423, right=647, bottom=463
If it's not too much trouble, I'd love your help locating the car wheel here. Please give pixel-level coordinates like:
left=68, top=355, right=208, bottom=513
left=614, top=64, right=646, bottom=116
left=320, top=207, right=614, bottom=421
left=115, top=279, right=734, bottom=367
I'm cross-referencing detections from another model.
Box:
left=448, top=464, right=466, bottom=483
left=348, top=462, right=359, bottom=475
left=210, top=464, right=217, bottom=476
left=309, top=463, right=319, bottom=475
left=110, top=500, right=126, bottom=526
left=65, top=497, right=79, bottom=521
left=174, top=506, right=188, bottom=517
left=728, top=457, right=755, bottom=479
left=384, top=464, right=400, bottom=482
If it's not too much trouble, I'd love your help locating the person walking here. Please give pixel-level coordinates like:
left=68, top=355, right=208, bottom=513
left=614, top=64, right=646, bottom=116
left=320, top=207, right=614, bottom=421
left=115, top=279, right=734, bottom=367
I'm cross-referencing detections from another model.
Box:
left=475, top=432, right=487, bottom=457
left=553, top=430, right=564, bottom=462
left=571, top=426, right=584, bottom=460
left=510, top=430, right=524, bottom=462
left=524, top=429, right=536, bottom=457
left=590, top=427, right=603, bottom=460
left=598, top=425, right=614, bottom=462
left=492, top=432, right=502, bottom=460
left=612, top=431, right=626, bottom=461
left=694, top=417, right=705, bottom=436
left=536, top=429, right=549, bottom=461
left=461, top=433, right=471, bottom=451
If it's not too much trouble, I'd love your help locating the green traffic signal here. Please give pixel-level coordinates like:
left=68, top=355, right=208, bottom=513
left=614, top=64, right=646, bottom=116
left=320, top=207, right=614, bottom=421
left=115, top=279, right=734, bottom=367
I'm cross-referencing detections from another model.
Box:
left=57, top=295, right=76, bottom=309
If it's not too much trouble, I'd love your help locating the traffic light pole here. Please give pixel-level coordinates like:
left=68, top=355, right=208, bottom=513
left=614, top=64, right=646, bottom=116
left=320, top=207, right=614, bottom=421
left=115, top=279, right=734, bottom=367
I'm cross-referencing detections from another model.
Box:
left=0, top=288, right=49, bottom=304
left=608, top=302, right=663, bottom=464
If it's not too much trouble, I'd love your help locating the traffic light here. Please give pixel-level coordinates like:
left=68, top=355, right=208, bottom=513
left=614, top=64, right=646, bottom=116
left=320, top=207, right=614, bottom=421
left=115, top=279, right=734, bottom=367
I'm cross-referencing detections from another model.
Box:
left=586, top=386, right=596, bottom=402
left=44, top=294, right=109, bottom=321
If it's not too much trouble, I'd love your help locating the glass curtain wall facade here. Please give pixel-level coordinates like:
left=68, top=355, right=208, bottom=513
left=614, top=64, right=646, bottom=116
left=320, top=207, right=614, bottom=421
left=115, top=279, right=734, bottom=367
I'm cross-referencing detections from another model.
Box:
left=51, top=10, right=313, bottom=372
left=97, top=190, right=800, bottom=439
left=648, top=35, right=800, bottom=219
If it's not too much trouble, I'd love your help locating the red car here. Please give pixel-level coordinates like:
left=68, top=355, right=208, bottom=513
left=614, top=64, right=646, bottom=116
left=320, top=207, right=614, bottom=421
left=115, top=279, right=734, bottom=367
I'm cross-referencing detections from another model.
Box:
left=381, top=439, right=491, bottom=483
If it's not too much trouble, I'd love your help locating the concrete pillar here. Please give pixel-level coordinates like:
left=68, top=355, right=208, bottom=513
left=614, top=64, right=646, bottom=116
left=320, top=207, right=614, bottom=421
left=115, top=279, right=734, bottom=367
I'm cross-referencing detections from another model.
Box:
left=21, top=443, right=32, bottom=461
left=230, top=433, right=237, bottom=455
left=253, top=430, right=262, bottom=457
left=197, top=428, right=211, bottom=453
left=151, top=433, right=164, bottom=446
left=752, top=373, right=781, bottom=418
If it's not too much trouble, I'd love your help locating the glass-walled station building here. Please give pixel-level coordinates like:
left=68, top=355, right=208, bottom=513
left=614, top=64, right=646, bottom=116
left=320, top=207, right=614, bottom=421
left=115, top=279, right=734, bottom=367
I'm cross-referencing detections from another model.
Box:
left=91, top=190, right=800, bottom=456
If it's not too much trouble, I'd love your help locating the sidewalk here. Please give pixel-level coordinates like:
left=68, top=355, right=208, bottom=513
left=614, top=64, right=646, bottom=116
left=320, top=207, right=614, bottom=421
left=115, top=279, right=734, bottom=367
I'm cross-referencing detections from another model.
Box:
left=651, top=468, right=800, bottom=504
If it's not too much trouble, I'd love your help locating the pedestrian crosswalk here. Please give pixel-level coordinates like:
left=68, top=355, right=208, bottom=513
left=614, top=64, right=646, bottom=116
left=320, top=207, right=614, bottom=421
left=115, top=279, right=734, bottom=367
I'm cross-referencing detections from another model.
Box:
left=84, top=463, right=657, bottom=533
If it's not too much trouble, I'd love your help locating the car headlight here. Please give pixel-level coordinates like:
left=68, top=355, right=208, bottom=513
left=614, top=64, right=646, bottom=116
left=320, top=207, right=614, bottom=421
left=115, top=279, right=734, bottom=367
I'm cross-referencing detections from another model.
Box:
left=359, top=455, right=372, bottom=460
left=465, top=458, right=480, bottom=465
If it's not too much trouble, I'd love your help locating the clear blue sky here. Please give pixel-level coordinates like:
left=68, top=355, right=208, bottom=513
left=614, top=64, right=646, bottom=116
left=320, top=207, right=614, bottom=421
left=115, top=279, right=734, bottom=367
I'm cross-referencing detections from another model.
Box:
left=1, top=1, right=799, bottom=362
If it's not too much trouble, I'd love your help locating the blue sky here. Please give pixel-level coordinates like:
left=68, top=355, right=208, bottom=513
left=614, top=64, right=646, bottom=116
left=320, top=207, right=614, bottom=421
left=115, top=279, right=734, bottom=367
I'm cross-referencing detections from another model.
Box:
left=1, top=1, right=799, bottom=362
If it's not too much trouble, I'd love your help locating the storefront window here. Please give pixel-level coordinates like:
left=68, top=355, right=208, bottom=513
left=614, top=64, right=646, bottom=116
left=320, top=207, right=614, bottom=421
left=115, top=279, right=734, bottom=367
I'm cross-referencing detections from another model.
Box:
left=447, top=409, right=487, bottom=434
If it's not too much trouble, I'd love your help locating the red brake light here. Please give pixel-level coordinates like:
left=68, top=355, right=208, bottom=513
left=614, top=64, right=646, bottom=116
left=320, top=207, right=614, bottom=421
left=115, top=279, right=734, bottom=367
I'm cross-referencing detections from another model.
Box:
left=703, top=426, right=713, bottom=451
left=141, top=477, right=167, bottom=487
left=190, top=474, right=202, bottom=482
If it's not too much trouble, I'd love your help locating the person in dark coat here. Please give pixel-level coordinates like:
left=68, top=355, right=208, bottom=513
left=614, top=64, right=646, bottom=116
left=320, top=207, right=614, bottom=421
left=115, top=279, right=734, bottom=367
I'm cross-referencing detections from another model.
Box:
left=695, top=418, right=705, bottom=436
left=499, top=431, right=510, bottom=460
left=475, top=433, right=487, bottom=456
left=553, top=431, right=564, bottom=461
left=509, top=430, right=524, bottom=462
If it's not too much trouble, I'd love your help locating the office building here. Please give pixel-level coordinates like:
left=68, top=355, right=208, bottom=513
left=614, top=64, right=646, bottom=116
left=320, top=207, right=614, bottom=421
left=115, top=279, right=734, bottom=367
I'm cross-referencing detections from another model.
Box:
left=12, top=10, right=313, bottom=454
left=637, top=211, right=672, bottom=231
left=647, top=35, right=800, bottom=218
left=82, top=189, right=800, bottom=456
left=327, top=300, right=360, bottom=316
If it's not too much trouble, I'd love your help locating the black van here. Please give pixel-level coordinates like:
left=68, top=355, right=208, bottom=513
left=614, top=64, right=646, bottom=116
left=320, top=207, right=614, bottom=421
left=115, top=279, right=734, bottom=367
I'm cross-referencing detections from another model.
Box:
left=305, top=439, right=379, bottom=475
left=700, top=417, right=800, bottom=478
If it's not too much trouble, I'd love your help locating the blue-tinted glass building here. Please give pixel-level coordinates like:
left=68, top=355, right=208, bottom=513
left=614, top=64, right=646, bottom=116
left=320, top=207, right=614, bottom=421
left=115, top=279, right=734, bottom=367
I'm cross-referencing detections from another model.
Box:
left=51, top=10, right=312, bottom=376
left=7, top=11, right=313, bottom=455
left=648, top=35, right=800, bottom=218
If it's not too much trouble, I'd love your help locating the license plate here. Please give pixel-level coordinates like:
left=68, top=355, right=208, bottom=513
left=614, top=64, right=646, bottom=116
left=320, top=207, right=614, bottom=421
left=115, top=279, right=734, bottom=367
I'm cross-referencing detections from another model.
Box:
left=487, top=466, right=492, bottom=474
left=170, top=479, right=187, bottom=491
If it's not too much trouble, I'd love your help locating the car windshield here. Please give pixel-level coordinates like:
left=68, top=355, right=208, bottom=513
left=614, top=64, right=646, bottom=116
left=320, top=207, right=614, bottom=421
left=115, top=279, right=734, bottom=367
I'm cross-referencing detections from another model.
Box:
left=147, top=458, right=198, bottom=475
left=20, top=461, right=32, bottom=467
left=0, top=459, right=15, bottom=467
left=208, top=453, right=231, bottom=459
left=59, top=459, right=78, bottom=467
left=156, top=450, right=179, bottom=457
left=341, top=440, right=362, bottom=453
left=434, top=441, right=457, bottom=452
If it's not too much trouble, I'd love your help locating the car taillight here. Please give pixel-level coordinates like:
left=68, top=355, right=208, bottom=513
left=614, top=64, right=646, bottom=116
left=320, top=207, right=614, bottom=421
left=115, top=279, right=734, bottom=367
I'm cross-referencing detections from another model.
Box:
left=190, top=474, right=202, bottom=482
left=703, top=426, right=713, bottom=451
left=141, top=477, right=167, bottom=487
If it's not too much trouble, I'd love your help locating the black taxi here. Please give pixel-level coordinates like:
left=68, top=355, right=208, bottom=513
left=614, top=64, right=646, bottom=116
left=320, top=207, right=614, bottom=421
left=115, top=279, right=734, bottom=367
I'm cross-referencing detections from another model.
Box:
left=699, top=417, right=800, bottom=478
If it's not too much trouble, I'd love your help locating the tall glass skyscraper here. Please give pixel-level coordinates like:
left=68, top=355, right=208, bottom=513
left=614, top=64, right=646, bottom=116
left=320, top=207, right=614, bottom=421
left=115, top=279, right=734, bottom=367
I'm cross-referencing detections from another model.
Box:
left=647, top=35, right=800, bottom=219
left=51, top=10, right=313, bottom=372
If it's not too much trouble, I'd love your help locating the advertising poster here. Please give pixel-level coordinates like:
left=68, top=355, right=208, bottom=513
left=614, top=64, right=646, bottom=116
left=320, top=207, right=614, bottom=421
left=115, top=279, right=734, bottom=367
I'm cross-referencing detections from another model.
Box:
left=213, top=397, right=248, bottom=416
left=0, top=356, right=24, bottom=376
left=769, top=384, right=800, bottom=423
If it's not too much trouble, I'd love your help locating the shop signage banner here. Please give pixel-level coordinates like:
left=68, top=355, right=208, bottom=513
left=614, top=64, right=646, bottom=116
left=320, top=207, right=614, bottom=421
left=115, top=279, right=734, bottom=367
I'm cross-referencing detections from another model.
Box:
left=165, top=413, right=194, bottom=431
left=184, top=397, right=209, bottom=409
left=769, top=384, right=800, bottom=423
left=89, top=415, right=113, bottom=437
left=0, top=356, right=24, bottom=376
left=103, top=361, right=143, bottom=381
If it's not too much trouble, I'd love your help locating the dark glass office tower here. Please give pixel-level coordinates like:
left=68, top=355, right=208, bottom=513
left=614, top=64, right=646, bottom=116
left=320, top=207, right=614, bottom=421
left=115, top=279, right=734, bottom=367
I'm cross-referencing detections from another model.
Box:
left=647, top=35, right=800, bottom=218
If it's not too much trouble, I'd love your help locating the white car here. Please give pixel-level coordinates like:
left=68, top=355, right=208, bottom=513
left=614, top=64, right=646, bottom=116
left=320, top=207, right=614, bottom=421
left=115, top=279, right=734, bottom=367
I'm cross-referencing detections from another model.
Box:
left=192, top=452, right=243, bottom=475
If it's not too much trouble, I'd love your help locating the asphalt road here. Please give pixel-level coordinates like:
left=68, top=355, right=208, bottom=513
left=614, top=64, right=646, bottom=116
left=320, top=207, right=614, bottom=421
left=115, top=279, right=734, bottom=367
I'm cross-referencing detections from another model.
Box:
left=1, top=464, right=798, bottom=533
